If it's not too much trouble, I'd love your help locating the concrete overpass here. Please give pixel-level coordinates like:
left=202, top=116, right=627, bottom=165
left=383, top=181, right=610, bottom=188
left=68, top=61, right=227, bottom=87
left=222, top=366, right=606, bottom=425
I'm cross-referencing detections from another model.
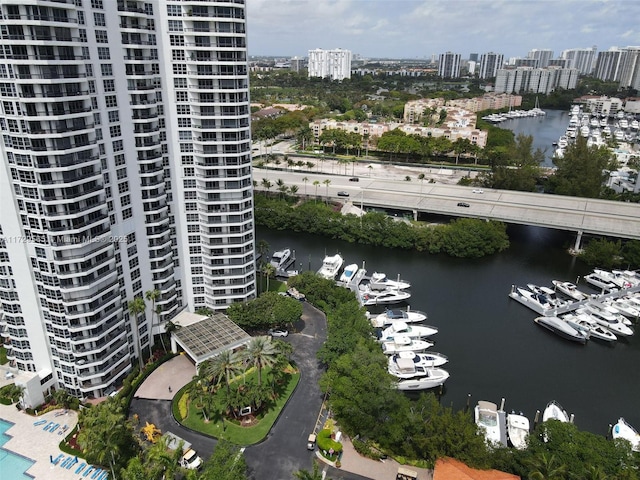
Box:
left=254, top=169, right=640, bottom=248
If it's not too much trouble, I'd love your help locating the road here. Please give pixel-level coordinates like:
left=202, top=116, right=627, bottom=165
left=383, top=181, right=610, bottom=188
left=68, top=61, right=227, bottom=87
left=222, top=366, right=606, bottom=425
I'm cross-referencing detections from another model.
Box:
left=254, top=164, right=640, bottom=241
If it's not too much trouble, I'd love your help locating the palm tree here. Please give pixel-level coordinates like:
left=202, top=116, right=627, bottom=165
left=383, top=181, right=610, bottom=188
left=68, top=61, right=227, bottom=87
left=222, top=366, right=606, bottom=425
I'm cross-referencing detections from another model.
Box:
left=302, top=176, right=309, bottom=195
left=201, top=349, right=241, bottom=395
left=527, top=452, right=567, bottom=480
left=256, top=239, right=270, bottom=270
left=261, top=178, right=273, bottom=197
left=263, top=262, right=276, bottom=292
left=313, top=180, right=320, bottom=201
left=145, top=289, right=161, bottom=356
left=289, top=185, right=299, bottom=196
left=294, top=461, right=330, bottom=480
left=243, top=336, right=279, bottom=387
left=128, top=297, right=146, bottom=370
left=323, top=179, right=331, bottom=204
left=145, top=435, right=182, bottom=480
left=418, top=173, right=426, bottom=193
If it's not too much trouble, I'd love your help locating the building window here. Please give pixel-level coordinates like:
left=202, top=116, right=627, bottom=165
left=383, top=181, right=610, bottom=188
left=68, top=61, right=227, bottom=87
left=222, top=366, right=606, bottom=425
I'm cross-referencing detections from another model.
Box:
left=103, top=79, right=115, bottom=92
left=109, top=125, right=121, bottom=137
left=118, top=181, right=129, bottom=194
left=108, top=111, right=119, bottom=123
left=122, top=208, right=132, bottom=220
left=100, top=64, right=113, bottom=76
left=94, top=12, right=106, bottom=26
left=98, top=47, right=110, bottom=60
left=95, top=30, right=108, bottom=43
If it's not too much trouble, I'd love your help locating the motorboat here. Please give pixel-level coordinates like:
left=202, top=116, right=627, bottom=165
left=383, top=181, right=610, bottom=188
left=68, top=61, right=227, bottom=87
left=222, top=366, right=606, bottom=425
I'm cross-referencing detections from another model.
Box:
left=378, top=321, right=438, bottom=342
left=577, top=307, right=634, bottom=337
left=533, top=316, right=588, bottom=344
left=542, top=400, right=569, bottom=422
left=317, top=254, right=344, bottom=280
left=564, top=313, right=616, bottom=342
left=612, top=418, right=640, bottom=452
left=361, top=286, right=411, bottom=306
left=611, top=269, right=640, bottom=287
left=584, top=273, right=617, bottom=292
left=515, top=286, right=552, bottom=311
left=551, top=280, right=588, bottom=301
left=609, top=298, right=640, bottom=318
left=475, top=401, right=503, bottom=445
left=370, top=309, right=428, bottom=328
left=506, top=412, right=530, bottom=450
left=390, top=350, right=448, bottom=368
left=381, top=335, right=433, bottom=355
left=394, top=368, right=450, bottom=390
left=339, top=263, right=358, bottom=283
left=527, top=284, right=569, bottom=308
left=368, top=272, right=411, bottom=291
left=589, top=301, right=632, bottom=325
left=594, top=268, right=636, bottom=289
left=269, top=248, right=293, bottom=271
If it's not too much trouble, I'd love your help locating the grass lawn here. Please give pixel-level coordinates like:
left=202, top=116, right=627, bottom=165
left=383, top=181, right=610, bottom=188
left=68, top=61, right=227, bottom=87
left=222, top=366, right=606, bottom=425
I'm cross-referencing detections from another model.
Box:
left=176, top=368, right=300, bottom=446
left=0, top=346, right=7, bottom=365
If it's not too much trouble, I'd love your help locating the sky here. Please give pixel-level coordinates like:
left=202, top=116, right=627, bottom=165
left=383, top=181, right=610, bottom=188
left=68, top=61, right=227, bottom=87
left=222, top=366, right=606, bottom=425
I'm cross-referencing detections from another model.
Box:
left=246, top=0, right=640, bottom=60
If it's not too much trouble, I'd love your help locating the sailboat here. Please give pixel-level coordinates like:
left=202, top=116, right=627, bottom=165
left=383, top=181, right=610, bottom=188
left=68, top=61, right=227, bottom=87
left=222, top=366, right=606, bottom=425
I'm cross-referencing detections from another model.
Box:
left=532, top=96, right=545, bottom=116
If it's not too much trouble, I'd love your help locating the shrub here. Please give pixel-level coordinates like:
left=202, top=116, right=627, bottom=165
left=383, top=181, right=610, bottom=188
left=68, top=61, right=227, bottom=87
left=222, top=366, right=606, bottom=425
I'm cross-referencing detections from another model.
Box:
left=178, top=392, right=189, bottom=420
left=316, top=429, right=343, bottom=454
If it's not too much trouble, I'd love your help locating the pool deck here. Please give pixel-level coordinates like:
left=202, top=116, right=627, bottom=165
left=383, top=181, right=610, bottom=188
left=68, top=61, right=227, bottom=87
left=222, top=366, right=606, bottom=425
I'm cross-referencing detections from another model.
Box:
left=0, top=404, right=86, bottom=480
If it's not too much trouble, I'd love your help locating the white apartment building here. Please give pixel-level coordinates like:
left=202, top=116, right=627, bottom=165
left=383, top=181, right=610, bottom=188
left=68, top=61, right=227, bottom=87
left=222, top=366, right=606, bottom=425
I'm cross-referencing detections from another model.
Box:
left=618, top=47, right=640, bottom=91
left=561, top=47, right=597, bottom=75
left=594, top=47, right=626, bottom=82
left=527, top=49, right=554, bottom=68
left=478, top=52, right=504, bottom=79
left=307, top=48, right=352, bottom=81
left=437, top=52, right=461, bottom=78
left=0, top=0, right=255, bottom=402
left=494, top=67, right=579, bottom=94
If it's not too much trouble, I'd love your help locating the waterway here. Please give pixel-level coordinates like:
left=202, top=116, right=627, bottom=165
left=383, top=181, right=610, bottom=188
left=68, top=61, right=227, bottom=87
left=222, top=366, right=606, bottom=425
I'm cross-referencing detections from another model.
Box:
left=257, top=224, right=640, bottom=437
left=497, top=109, right=569, bottom=167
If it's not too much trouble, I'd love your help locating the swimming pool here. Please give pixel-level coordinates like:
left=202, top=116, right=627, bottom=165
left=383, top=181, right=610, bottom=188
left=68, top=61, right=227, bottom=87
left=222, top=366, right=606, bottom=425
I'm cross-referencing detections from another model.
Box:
left=0, top=418, right=35, bottom=480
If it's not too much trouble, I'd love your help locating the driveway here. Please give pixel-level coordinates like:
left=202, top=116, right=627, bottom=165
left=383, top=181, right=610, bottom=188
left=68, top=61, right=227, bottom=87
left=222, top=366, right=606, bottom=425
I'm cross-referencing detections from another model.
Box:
left=130, top=302, right=371, bottom=479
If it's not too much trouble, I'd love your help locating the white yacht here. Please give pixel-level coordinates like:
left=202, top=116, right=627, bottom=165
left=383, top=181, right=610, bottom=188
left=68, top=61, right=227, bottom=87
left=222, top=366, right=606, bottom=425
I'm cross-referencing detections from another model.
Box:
left=551, top=280, right=588, bottom=301
left=584, top=273, right=617, bottom=292
left=389, top=350, right=448, bottom=368
left=542, top=400, right=569, bottom=423
left=594, top=268, right=636, bottom=289
left=370, top=309, right=428, bottom=328
left=612, top=418, right=640, bottom=452
left=269, top=248, right=293, bottom=271
left=611, top=269, right=640, bottom=287
left=563, top=313, right=617, bottom=342
left=619, top=118, right=629, bottom=129
left=577, top=307, right=634, bottom=337
left=527, top=284, right=568, bottom=308
left=557, top=136, right=568, bottom=148
left=361, top=285, right=411, bottom=306
left=515, top=286, right=553, bottom=311
left=317, top=254, right=344, bottom=280
left=506, top=412, right=530, bottom=450
left=533, top=316, right=588, bottom=344
left=580, top=125, right=590, bottom=137
left=368, top=272, right=411, bottom=291
left=631, top=119, right=639, bottom=130
left=378, top=321, right=438, bottom=342
left=609, top=298, right=640, bottom=318
left=381, top=335, right=433, bottom=355
left=339, top=263, right=358, bottom=284
left=475, top=401, right=503, bottom=446
left=395, top=368, right=450, bottom=391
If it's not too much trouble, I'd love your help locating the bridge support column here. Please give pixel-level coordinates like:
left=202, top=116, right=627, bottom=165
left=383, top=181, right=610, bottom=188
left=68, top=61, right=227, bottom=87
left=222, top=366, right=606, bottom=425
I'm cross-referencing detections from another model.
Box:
left=573, top=230, right=583, bottom=252
left=412, top=210, right=417, bottom=221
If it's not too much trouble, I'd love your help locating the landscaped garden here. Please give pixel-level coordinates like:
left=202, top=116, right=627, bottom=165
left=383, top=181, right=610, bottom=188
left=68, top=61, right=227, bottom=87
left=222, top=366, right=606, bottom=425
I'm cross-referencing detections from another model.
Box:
left=172, top=335, right=300, bottom=445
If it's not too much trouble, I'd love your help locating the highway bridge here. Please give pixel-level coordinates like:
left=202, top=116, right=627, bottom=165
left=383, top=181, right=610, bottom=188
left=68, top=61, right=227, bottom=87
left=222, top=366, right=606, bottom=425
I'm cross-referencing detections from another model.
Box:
left=254, top=169, right=640, bottom=247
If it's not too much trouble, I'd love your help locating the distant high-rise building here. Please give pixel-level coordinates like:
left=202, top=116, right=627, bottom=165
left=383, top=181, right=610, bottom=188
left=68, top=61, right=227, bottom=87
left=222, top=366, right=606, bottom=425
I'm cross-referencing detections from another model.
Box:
left=478, top=52, right=504, bottom=79
left=515, top=58, right=538, bottom=68
left=0, top=0, right=255, bottom=404
left=438, top=52, right=461, bottom=78
left=594, top=48, right=625, bottom=82
left=527, top=49, right=554, bottom=68
left=618, top=47, right=640, bottom=90
left=469, top=53, right=479, bottom=62
left=307, top=49, right=352, bottom=81
left=561, top=47, right=597, bottom=75
left=548, top=59, right=568, bottom=68
left=290, top=56, right=305, bottom=73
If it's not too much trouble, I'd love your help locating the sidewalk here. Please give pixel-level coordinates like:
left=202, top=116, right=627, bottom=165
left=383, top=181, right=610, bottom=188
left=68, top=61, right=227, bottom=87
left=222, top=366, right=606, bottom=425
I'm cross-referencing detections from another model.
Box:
left=336, top=434, right=433, bottom=480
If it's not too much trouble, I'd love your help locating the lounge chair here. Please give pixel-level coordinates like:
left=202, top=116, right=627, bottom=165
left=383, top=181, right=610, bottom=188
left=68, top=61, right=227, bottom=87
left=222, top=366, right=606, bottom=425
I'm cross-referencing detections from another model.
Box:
left=75, top=462, right=86, bottom=474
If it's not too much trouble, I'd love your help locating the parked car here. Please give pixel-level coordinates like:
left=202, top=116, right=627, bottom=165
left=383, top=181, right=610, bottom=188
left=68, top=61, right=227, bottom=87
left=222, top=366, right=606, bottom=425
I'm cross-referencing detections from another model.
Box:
left=337, top=191, right=349, bottom=197
left=268, top=328, right=289, bottom=337
left=457, top=202, right=470, bottom=207
left=349, top=177, right=359, bottom=182
left=472, top=189, right=484, bottom=194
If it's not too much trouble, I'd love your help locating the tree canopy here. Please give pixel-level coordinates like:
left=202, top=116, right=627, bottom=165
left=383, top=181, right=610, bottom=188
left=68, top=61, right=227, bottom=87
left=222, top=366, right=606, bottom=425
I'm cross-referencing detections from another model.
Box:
left=225, top=291, right=303, bottom=330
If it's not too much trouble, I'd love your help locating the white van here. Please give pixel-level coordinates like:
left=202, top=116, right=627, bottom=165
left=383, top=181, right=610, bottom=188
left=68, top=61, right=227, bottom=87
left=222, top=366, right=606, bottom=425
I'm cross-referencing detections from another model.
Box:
left=179, top=448, right=203, bottom=470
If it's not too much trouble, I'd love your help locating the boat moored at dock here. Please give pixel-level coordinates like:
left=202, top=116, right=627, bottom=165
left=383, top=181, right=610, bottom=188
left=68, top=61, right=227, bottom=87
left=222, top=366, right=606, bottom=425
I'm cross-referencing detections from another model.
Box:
left=533, top=316, right=588, bottom=344
left=369, top=308, right=428, bottom=328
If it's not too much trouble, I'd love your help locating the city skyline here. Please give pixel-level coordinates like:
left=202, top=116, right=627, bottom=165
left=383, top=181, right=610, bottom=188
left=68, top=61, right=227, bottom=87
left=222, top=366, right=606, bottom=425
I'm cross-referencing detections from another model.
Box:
left=246, top=0, right=640, bottom=60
